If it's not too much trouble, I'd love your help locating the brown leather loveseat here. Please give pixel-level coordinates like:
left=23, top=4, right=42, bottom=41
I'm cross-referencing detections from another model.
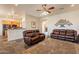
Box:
left=50, top=29, right=77, bottom=42
left=23, top=30, right=45, bottom=46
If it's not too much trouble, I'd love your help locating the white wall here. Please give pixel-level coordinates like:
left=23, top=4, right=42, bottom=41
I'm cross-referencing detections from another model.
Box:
left=0, top=20, right=2, bottom=36
left=0, top=24, right=2, bottom=36
left=41, top=10, right=79, bottom=35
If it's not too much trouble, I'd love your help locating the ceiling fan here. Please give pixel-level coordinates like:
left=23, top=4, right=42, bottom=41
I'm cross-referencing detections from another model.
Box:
left=36, top=4, right=55, bottom=13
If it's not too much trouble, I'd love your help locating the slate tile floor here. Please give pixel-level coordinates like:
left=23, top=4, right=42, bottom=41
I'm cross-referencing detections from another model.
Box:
left=0, top=36, right=79, bottom=54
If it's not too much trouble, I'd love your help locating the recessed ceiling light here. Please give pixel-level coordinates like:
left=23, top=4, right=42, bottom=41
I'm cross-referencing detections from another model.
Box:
left=70, top=4, right=75, bottom=7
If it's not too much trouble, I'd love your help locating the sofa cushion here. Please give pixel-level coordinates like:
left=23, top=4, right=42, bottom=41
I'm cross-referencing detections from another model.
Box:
left=65, top=36, right=75, bottom=39
left=59, top=35, right=66, bottom=37
left=31, top=35, right=39, bottom=41
left=52, top=34, right=60, bottom=37
left=66, top=30, right=74, bottom=36
left=34, top=33, right=41, bottom=35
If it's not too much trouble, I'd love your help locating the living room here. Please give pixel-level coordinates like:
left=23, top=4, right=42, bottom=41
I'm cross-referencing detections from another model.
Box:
left=0, top=4, right=79, bottom=54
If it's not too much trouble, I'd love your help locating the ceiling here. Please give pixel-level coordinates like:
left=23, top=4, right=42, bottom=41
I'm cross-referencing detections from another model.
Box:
left=0, top=4, right=79, bottom=18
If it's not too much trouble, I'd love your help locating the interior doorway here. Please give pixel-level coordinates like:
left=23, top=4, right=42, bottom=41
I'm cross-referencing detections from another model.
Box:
left=42, top=20, right=48, bottom=37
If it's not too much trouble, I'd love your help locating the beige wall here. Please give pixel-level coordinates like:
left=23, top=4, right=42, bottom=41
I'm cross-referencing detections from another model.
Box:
left=41, top=10, right=79, bottom=35
left=22, top=15, right=42, bottom=32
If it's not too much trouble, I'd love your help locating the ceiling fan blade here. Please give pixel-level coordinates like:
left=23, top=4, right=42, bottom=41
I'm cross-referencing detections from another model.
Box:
left=42, top=5, right=47, bottom=11
left=42, top=5, right=51, bottom=13
left=48, top=6, right=55, bottom=10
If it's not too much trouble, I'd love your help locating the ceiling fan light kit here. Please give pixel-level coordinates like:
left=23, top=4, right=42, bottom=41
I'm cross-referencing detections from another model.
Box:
left=36, top=4, right=55, bottom=16
left=41, top=11, right=49, bottom=15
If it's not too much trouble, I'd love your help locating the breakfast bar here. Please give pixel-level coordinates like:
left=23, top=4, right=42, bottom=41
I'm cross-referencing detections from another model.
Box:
left=7, top=28, right=26, bottom=41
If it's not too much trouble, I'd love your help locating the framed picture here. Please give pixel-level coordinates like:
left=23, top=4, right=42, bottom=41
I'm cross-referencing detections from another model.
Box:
left=55, top=19, right=73, bottom=27
left=31, top=21, right=36, bottom=28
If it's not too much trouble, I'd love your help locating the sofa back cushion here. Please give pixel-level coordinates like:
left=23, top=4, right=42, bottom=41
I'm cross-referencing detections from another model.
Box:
left=26, top=33, right=35, bottom=37
left=26, top=30, right=33, bottom=33
left=66, top=30, right=76, bottom=36
left=53, top=29, right=60, bottom=35
left=23, top=30, right=40, bottom=37
left=59, top=29, right=66, bottom=35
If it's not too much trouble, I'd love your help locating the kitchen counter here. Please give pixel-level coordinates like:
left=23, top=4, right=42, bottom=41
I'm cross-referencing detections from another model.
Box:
left=7, top=28, right=26, bottom=41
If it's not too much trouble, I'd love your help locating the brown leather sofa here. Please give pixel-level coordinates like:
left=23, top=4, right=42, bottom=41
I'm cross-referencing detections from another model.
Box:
left=51, top=29, right=77, bottom=42
left=23, top=30, right=45, bottom=46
